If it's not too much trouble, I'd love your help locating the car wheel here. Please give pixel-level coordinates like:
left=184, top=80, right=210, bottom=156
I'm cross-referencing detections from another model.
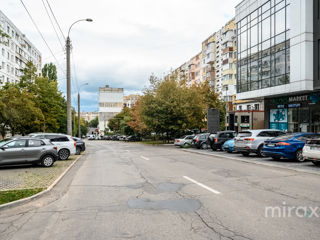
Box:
left=76, top=147, right=81, bottom=155
left=59, top=149, right=70, bottom=160
left=227, top=150, right=233, bottom=153
left=295, top=149, right=304, bottom=162
left=41, top=155, right=54, bottom=167
left=272, top=156, right=281, bottom=160
left=201, top=143, right=208, bottom=149
left=241, top=152, right=250, bottom=157
left=312, top=161, right=320, bottom=166
left=257, top=145, right=265, bottom=157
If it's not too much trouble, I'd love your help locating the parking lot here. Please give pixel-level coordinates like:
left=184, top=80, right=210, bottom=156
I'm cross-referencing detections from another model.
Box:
left=180, top=146, right=320, bottom=175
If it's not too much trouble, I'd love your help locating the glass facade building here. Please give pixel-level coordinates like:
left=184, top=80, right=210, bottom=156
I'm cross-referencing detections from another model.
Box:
left=237, top=0, right=291, bottom=93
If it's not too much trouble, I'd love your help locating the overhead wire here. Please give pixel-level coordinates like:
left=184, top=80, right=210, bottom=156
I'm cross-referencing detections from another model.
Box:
left=45, top=0, right=66, bottom=41
left=41, top=0, right=64, bottom=50
left=19, top=0, right=65, bottom=74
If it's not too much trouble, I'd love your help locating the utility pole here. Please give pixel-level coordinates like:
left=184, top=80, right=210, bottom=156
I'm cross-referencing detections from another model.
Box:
left=66, top=18, right=93, bottom=136
left=66, top=36, right=72, bottom=136
left=78, top=93, right=81, bottom=137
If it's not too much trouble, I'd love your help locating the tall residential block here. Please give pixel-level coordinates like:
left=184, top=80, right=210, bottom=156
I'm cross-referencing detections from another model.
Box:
left=98, top=85, right=124, bottom=132
left=235, top=0, right=319, bottom=133
left=0, top=10, right=41, bottom=85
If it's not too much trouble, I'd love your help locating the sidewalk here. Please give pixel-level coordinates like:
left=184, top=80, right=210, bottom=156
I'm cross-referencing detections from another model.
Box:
left=0, top=156, right=78, bottom=191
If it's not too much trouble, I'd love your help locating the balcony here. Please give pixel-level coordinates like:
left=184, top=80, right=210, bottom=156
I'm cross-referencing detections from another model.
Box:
left=222, top=47, right=233, bottom=54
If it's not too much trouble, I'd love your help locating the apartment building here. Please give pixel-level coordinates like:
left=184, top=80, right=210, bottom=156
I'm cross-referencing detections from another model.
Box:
left=98, top=85, right=124, bottom=132
left=202, top=33, right=216, bottom=88
left=124, top=94, right=139, bottom=108
left=0, top=10, right=41, bottom=85
left=236, top=0, right=319, bottom=133
left=188, top=52, right=202, bottom=85
left=80, top=111, right=99, bottom=123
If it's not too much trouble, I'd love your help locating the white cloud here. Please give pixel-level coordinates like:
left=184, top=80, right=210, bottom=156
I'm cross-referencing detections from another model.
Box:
left=2, top=0, right=239, bottom=111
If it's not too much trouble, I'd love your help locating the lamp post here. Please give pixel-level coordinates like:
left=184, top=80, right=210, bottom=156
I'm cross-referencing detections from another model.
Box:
left=78, top=83, right=88, bottom=138
left=66, top=18, right=93, bottom=136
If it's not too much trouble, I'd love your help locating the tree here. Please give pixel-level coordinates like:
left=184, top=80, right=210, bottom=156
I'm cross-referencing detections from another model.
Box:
left=42, top=63, right=57, bottom=81
left=88, top=116, right=99, bottom=128
left=107, top=107, right=134, bottom=135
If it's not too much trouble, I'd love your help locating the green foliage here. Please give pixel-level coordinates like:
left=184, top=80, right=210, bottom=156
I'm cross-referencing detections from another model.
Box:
left=42, top=63, right=57, bottom=81
left=88, top=116, right=99, bottom=128
left=0, top=29, right=10, bottom=47
left=0, top=62, right=67, bottom=137
left=108, top=107, right=134, bottom=135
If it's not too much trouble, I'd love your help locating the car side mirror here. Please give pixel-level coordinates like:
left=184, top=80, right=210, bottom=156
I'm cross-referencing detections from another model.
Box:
left=0, top=146, right=8, bottom=151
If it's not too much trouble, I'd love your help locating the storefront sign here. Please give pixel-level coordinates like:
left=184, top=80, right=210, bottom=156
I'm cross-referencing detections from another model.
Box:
left=288, top=95, right=308, bottom=102
left=270, top=109, right=288, bottom=131
left=240, top=123, right=250, bottom=127
left=288, top=103, right=301, bottom=108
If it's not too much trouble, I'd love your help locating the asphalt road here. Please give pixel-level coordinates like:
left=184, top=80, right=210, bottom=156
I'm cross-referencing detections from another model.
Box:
left=1, top=141, right=320, bottom=240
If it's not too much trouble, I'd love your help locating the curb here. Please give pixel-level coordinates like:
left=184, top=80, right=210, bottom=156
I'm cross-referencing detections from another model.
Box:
left=0, top=154, right=83, bottom=211
left=181, top=148, right=320, bottom=176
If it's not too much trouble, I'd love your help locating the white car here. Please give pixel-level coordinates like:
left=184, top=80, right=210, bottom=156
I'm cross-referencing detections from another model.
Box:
left=174, top=135, right=194, bottom=147
left=29, top=133, right=76, bottom=160
left=303, top=138, right=320, bottom=166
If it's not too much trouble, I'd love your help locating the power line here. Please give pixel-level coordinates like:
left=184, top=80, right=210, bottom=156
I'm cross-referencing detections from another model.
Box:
left=41, top=0, right=64, bottom=50
left=19, top=0, right=65, bottom=74
left=71, top=51, right=79, bottom=92
left=45, top=0, right=66, bottom=41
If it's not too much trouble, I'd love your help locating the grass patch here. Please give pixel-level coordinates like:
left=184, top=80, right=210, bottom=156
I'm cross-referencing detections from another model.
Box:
left=0, top=188, right=44, bottom=205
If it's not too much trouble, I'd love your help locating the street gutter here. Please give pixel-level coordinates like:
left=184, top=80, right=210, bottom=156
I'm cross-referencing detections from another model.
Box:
left=0, top=154, right=83, bottom=211
left=181, top=148, right=320, bottom=176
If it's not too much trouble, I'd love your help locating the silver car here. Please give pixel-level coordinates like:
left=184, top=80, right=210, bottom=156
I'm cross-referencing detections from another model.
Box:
left=234, top=129, right=285, bottom=157
left=174, top=135, right=194, bottom=147
left=303, top=138, right=320, bottom=166
left=0, top=138, right=58, bottom=167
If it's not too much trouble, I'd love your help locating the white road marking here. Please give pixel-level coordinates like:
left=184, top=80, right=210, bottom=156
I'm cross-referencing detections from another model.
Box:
left=183, top=176, right=221, bottom=195
left=140, top=155, right=150, bottom=161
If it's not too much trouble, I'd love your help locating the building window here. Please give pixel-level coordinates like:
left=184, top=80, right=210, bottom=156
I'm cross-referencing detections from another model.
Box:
left=254, top=104, right=260, bottom=110
left=237, top=0, right=290, bottom=93
left=247, top=105, right=251, bottom=110
left=241, top=116, right=250, bottom=123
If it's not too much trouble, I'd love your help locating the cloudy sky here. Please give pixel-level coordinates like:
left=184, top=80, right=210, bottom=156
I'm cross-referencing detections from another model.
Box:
left=2, top=0, right=239, bottom=112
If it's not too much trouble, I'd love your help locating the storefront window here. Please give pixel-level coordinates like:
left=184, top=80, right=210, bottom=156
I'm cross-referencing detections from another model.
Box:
left=288, top=108, right=298, bottom=132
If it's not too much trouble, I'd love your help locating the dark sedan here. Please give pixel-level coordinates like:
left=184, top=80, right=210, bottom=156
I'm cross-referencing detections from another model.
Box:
left=192, top=133, right=210, bottom=149
left=73, top=137, right=86, bottom=155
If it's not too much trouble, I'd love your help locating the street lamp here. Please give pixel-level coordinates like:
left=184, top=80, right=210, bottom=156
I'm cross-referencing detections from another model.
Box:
left=78, top=83, right=88, bottom=138
left=66, top=18, right=93, bottom=136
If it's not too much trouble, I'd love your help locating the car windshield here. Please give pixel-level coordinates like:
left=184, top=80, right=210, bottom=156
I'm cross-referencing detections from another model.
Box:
left=238, top=132, right=252, bottom=137
left=0, top=138, right=11, bottom=146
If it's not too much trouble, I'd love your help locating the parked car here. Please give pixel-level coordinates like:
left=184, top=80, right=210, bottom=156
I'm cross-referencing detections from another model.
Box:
left=29, top=133, right=76, bottom=160
left=208, top=131, right=236, bottom=151
left=192, top=133, right=210, bottom=149
left=263, top=133, right=320, bottom=162
left=125, top=135, right=142, bottom=142
left=0, top=138, right=13, bottom=147
left=303, top=138, right=320, bottom=166
left=174, top=135, right=194, bottom=147
left=234, top=129, right=286, bottom=157
left=0, top=138, right=58, bottom=167
left=103, top=135, right=112, bottom=140
left=222, top=139, right=236, bottom=153
left=72, top=137, right=86, bottom=155
left=88, top=135, right=95, bottom=140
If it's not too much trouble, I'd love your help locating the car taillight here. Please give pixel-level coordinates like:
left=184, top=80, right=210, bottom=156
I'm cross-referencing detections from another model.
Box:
left=277, top=142, right=290, bottom=146
left=244, top=138, right=255, bottom=141
left=74, top=141, right=76, bottom=147
left=177, top=140, right=180, bottom=143
left=214, top=138, right=218, bottom=143
left=196, top=137, right=199, bottom=143
left=53, top=146, right=58, bottom=150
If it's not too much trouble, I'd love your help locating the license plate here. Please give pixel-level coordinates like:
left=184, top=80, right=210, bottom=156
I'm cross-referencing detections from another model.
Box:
left=224, top=146, right=229, bottom=148
left=268, top=143, right=275, bottom=147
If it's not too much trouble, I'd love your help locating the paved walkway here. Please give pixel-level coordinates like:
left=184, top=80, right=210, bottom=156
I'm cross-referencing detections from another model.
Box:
left=0, top=156, right=77, bottom=191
